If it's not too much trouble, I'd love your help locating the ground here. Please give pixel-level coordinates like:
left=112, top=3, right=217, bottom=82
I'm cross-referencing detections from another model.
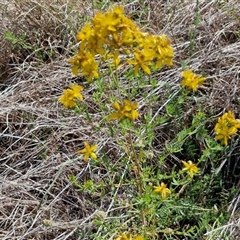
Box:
left=0, top=0, right=240, bottom=239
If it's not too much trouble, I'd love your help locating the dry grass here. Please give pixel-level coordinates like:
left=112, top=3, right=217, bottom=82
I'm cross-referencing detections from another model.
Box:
left=0, top=0, right=240, bottom=239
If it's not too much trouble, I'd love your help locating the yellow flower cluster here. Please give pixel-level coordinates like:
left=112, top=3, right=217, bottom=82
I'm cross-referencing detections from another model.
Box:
left=215, top=111, right=240, bottom=146
left=115, top=232, right=144, bottom=240
left=153, top=161, right=199, bottom=199
left=69, top=5, right=174, bottom=81
left=109, top=100, right=139, bottom=121
left=181, top=69, right=206, bottom=91
left=59, top=84, right=84, bottom=108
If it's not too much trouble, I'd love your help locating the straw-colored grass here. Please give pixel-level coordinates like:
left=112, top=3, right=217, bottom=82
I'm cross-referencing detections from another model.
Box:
left=0, top=0, right=239, bottom=239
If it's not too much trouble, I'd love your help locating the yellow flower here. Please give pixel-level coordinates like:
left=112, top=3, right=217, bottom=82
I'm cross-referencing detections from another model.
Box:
left=92, top=8, right=121, bottom=37
left=128, top=48, right=154, bottom=75
left=135, top=235, right=144, bottom=240
left=215, top=111, right=240, bottom=146
left=68, top=51, right=94, bottom=76
left=109, top=100, right=139, bottom=121
left=115, top=233, right=143, bottom=240
left=70, top=84, right=84, bottom=100
left=59, top=89, right=77, bottom=108
left=181, top=69, right=206, bottom=91
left=59, top=84, right=84, bottom=108
left=153, top=182, right=171, bottom=199
left=182, top=160, right=199, bottom=178
left=81, top=58, right=99, bottom=82
left=152, top=34, right=174, bottom=68
left=111, top=27, right=135, bottom=49
left=222, top=111, right=240, bottom=128
left=123, top=100, right=139, bottom=120
left=76, top=23, right=94, bottom=42
left=215, top=118, right=233, bottom=146
left=77, top=142, right=98, bottom=162
left=115, top=232, right=132, bottom=240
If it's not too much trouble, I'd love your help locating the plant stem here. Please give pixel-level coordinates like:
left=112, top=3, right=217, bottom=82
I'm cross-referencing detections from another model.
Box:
left=127, top=129, right=147, bottom=225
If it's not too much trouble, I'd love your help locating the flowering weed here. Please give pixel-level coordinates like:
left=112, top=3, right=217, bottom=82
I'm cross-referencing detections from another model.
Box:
left=59, top=5, right=240, bottom=239
left=60, top=4, right=240, bottom=239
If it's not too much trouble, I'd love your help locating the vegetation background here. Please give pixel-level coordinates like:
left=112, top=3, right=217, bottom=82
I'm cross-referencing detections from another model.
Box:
left=0, top=0, right=240, bottom=239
